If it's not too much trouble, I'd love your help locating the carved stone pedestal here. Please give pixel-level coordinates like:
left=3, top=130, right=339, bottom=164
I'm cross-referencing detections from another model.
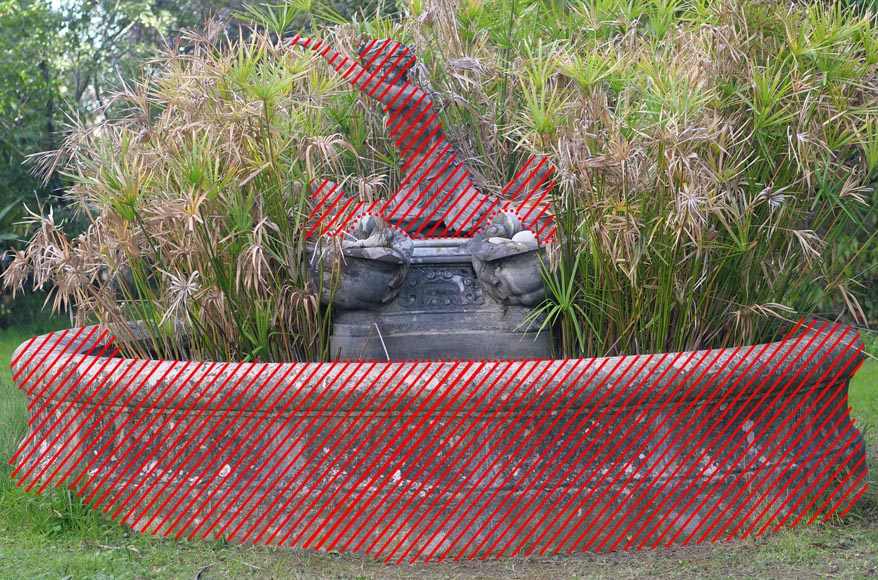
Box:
left=329, top=238, right=552, bottom=361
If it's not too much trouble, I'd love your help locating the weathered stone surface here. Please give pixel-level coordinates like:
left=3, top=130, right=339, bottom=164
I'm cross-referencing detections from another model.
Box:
left=327, top=238, right=551, bottom=360
left=466, top=212, right=546, bottom=307
left=308, top=215, right=413, bottom=310
left=11, top=322, right=868, bottom=560
left=468, top=243, right=545, bottom=307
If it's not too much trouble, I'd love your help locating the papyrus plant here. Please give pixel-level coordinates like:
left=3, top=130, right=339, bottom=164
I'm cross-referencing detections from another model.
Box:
left=4, top=26, right=398, bottom=362
left=393, top=0, right=877, bottom=356
left=518, top=0, right=878, bottom=356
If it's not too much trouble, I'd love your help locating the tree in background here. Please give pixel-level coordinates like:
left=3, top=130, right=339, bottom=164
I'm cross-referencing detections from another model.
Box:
left=2, top=0, right=252, bottom=204
left=0, top=0, right=384, bottom=327
left=2, top=0, right=379, bottom=204
left=0, top=0, right=61, bottom=213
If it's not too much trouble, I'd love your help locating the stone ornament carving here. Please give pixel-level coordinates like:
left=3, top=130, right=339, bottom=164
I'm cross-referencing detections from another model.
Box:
left=397, top=265, right=485, bottom=308
left=308, top=214, right=413, bottom=310
left=468, top=211, right=546, bottom=306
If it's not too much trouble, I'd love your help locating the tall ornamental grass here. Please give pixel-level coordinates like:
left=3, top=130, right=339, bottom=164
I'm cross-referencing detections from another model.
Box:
left=4, top=0, right=876, bottom=360
left=4, top=29, right=362, bottom=362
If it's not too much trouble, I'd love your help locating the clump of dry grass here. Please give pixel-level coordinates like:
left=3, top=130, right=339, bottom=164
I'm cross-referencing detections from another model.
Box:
left=4, top=0, right=876, bottom=360
left=407, top=0, right=878, bottom=356
left=3, top=26, right=397, bottom=361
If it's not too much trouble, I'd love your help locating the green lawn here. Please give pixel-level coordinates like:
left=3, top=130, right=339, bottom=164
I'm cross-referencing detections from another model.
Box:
left=0, top=322, right=875, bottom=580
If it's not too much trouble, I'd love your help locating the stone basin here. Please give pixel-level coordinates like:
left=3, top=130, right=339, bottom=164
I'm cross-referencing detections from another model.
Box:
left=10, top=321, right=868, bottom=561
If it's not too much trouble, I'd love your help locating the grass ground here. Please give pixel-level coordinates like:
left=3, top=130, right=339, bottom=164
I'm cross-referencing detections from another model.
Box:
left=0, top=321, right=875, bottom=580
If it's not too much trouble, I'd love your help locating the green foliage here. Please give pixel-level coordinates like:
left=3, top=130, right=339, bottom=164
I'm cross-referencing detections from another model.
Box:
left=0, top=0, right=67, bottom=324
left=829, top=184, right=878, bottom=324
left=398, top=0, right=876, bottom=356
left=527, top=251, right=596, bottom=357
left=4, top=30, right=355, bottom=362
left=0, top=0, right=61, bottom=220
left=0, top=0, right=238, bottom=330
left=58, top=0, right=244, bottom=109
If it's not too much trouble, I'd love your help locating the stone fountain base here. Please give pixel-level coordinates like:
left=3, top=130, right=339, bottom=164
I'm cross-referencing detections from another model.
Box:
left=329, top=238, right=551, bottom=361
left=10, top=322, right=868, bottom=561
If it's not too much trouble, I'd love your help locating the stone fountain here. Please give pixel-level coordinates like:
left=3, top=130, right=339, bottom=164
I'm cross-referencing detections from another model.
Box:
left=7, top=36, right=870, bottom=562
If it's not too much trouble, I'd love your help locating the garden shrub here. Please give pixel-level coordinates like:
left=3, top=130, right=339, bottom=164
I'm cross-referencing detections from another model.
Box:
left=4, top=30, right=352, bottom=362
left=3, top=0, right=876, bottom=360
